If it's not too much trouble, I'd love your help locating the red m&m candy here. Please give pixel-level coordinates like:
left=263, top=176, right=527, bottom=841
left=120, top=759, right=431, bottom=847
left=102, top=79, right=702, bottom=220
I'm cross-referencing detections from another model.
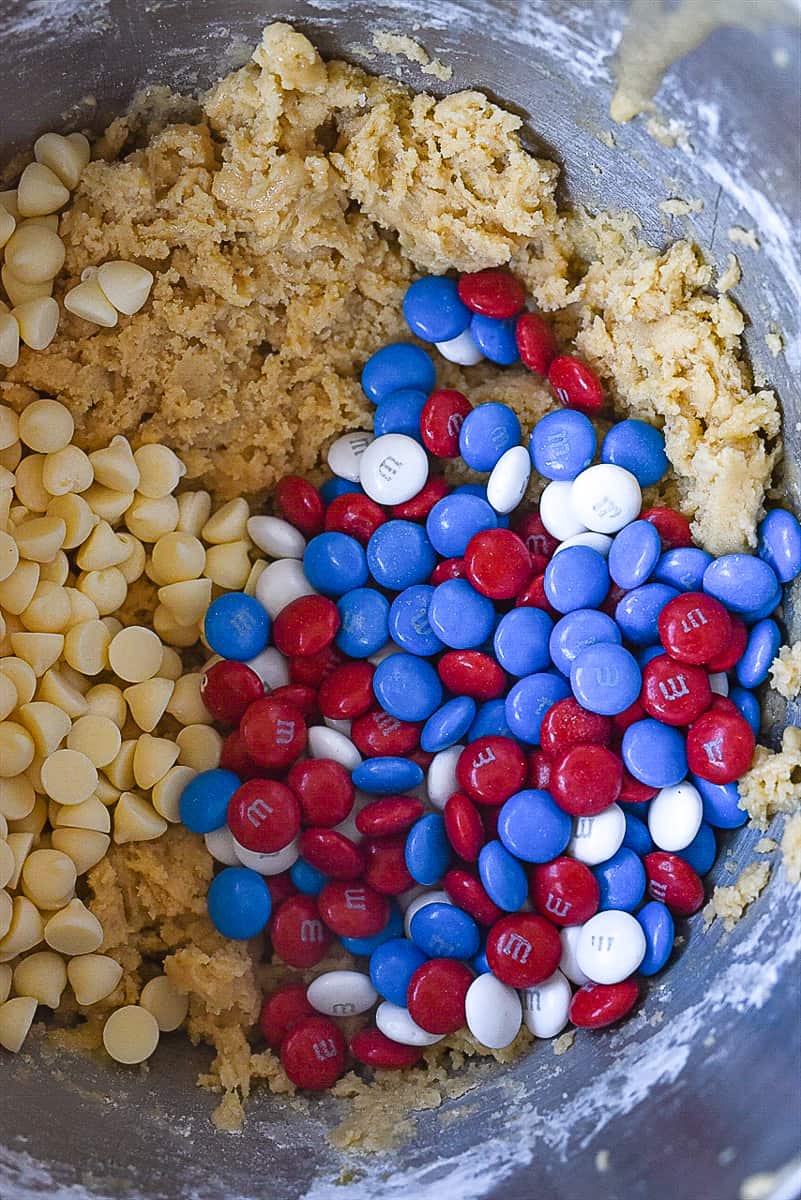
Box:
left=658, top=592, right=731, bottom=665
left=456, top=736, right=527, bottom=805
left=391, top=476, right=450, bottom=520
left=526, top=750, right=552, bottom=789
left=644, top=852, right=705, bottom=916
left=270, top=894, right=332, bottom=967
left=548, top=355, right=603, bottom=413
left=430, top=557, right=467, bottom=584
left=512, top=511, right=559, bottom=560
left=443, top=793, right=485, bottom=862
left=443, top=868, right=503, bottom=925
left=420, top=390, right=472, bottom=458
left=219, top=729, right=262, bottom=780
left=569, top=980, right=639, bottom=1028
left=269, top=684, right=319, bottom=717
left=363, top=835, right=415, bottom=895
left=686, top=709, right=755, bottom=784
left=350, top=1027, right=423, bottom=1069
left=618, top=770, right=658, bottom=803
left=317, top=880, right=389, bottom=938
left=324, top=493, right=386, bottom=544
left=260, top=982, right=315, bottom=1048
left=539, top=698, right=613, bottom=760
left=299, top=829, right=364, bottom=880
left=266, top=871, right=297, bottom=908
left=530, top=857, right=600, bottom=926
left=641, top=507, right=693, bottom=551
left=549, top=744, right=623, bottom=816
left=514, top=574, right=558, bottom=616
left=407, top=958, right=473, bottom=1034
left=706, top=616, right=748, bottom=672
left=515, top=311, right=558, bottom=375
left=351, top=709, right=422, bottom=757
left=287, top=759, right=354, bottom=828
left=640, top=655, right=712, bottom=726
left=355, top=796, right=424, bottom=839
left=275, top=475, right=324, bottom=537
left=288, top=644, right=345, bottom=687
left=227, top=779, right=300, bottom=852
left=241, top=697, right=307, bottom=769
left=464, top=529, right=532, bottom=600
left=438, top=651, right=506, bottom=700
left=457, top=269, right=526, bottom=319
left=273, top=595, right=340, bottom=658
left=200, top=660, right=263, bottom=725
left=318, top=661, right=375, bottom=720
left=281, top=1016, right=346, bottom=1090
left=486, top=913, right=562, bottom=987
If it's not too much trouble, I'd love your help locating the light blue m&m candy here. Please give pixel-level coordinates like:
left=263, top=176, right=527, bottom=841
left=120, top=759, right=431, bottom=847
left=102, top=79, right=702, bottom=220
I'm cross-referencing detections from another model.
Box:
left=735, top=618, right=781, bottom=688
left=505, top=672, right=571, bottom=744
left=636, top=901, right=674, bottom=975
left=529, top=409, right=596, bottom=480
left=389, top=584, right=444, bottom=656
left=204, top=592, right=270, bottom=661
left=421, top=696, right=477, bottom=753
left=335, top=587, right=389, bottom=658
left=405, top=813, right=450, bottom=885
left=304, top=532, right=367, bottom=596
left=757, top=508, right=801, bottom=583
left=615, top=583, right=679, bottom=645
left=426, top=493, right=497, bottom=557
left=608, top=520, right=661, bottom=590
left=429, top=579, right=496, bottom=649
left=497, top=789, right=572, bottom=863
left=374, top=389, right=428, bottom=443
left=369, top=938, right=427, bottom=1005
left=353, top=757, right=424, bottom=794
left=367, top=520, right=436, bottom=590
left=403, top=276, right=471, bottom=343
left=622, top=719, right=687, bottom=788
left=549, top=609, right=621, bottom=677
left=373, top=652, right=443, bottom=721
left=469, top=315, right=520, bottom=365
left=601, top=418, right=669, bottom=487
left=478, top=840, right=528, bottom=911
left=544, top=545, right=610, bottom=613
left=410, top=903, right=480, bottom=959
left=703, top=554, right=780, bottom=617
left=180, top=768, right=240, bottom=833
left=592, top=848, right=646, bottom=912
left=493, top=607, right=554, bottom=677
left=570, top=643, right=641, bottom=716
left=459, top=402, right=521, bottom=471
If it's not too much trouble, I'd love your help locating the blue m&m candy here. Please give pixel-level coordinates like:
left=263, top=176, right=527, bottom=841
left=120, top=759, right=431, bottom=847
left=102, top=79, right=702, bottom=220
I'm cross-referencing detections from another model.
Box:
left=592, top=848, right=646, bottom=912
left=703, top=554, right=780, bottom=616
left=549, top=609, right=621, bottom=677
left=497, top=789, right=572, bottom=863
left=570, top=643, right=642, bottom=716
left=426, top=493, right=497, bottom=557
left=505, top=672, right=571, bottom=744
left=179, top=768, right=240, bottom=833
left=373, top=652, right=443, bottom=722
left=204, top=592, right=270, bottom=660
left=478, top=840, right=528, bottom=911
left=429, top=579, right=496, bottom=649
left=335, top=587, right=389, bottom=658
left=676, top=821, right=717, bottom=875
left=374, top=389, right=428, bottom=443
left=361, top=342, right=436, bottom=402
left=405, top=813, right=450, bottom=885
left=601, top=418, right=669, bottom=487
left=304, top=532, right=367, bottom=596
left=735, top=618, right=781, bottom=688
left=493, top=607, right=554, bottom=676
left=389, top=585, right=443, bottom=657
left=469, top=699, right=513, bottom=741
left=367, top=520, right=436, bottom=591
left=421, top=696, right=477, bottom=753
left=403, top=276, right=471, bottom=343
left=207, top=867, right=272, bottom=939
left=729, top=686, right=761, bottom=735
left=341, top=904, right=404, bottom=955
left=529, top=409, right=597, bottom=480
left=615, top=583, right=679, bottom=645
left=636, top=900, right=674, bottom=975
left=369, top=937, right=427, bottom=1006
left=622, top=813, right=653, bottom=858
left=459, top=402, right=522, bottom=471
left=410, top=903, right=480, bottom=959
left=290, top=858, right=328, bottom=895
left=608, top=520, right=661, bottom=590
left=690, top=775, right=748, bottom=830
left=353, top=757, right=424, bottom=794
left=653, top=547, right=712, bottom=592
left=468, top=315, right=519, bottom=365
left=757, top=508, right=801, bottom=583
left=544, top=545, right=610, bottom=613
left=622, top=719, right=687, bottom=788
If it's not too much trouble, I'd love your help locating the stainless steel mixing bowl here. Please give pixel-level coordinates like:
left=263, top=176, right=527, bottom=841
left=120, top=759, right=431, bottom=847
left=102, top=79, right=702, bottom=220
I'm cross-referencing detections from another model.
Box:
left=1, top=2, right=799, bottom=1197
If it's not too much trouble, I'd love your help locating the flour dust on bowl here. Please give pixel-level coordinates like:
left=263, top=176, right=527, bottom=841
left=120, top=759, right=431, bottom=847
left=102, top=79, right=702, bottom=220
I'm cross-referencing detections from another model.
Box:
left=0, top=2, right=799, bottom=1199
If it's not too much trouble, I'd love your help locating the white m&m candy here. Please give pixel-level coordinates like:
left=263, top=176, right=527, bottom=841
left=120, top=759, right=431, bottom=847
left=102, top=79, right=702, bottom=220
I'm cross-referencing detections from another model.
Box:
left=538, top=480, right=588, bottom=542
left=232, top=835, right=299, bottom=876
left=307, top=725, right=362, bottom=771
left=359, top=434, right=429, bottom=505
left=570, top=464, right=642, bottom=534
left=307, top=970, right=377, bottom=1017
left=328, top=431, right=374, bottom=481
left=255, top=558, right=316, bottom=619
left=648, top=781, right=703, bottom=852
left=567, top=803, right=626, bottom=865
left=486, top=445, right=531, bottom=515
left=553, top=531, right=613, bottom=558
left=559, top=925, right=591, bottom=986
left=246, top=515, right=305, bottom=560
left=520, top=968, right=572, bottom=1038
left=465, top=973, right=522, bottom=1048
left=576, top=910, right=646, bottom=984
left=426, top=745, right=464, bottom=809
left=376, top=1000, right=443, bottom=1046
left=435, top=328, right=484, bottom=366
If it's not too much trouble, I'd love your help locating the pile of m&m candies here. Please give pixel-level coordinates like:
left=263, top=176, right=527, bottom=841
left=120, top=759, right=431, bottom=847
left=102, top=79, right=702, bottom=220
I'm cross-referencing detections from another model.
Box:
left=178, top=267, right=801, bottom=1091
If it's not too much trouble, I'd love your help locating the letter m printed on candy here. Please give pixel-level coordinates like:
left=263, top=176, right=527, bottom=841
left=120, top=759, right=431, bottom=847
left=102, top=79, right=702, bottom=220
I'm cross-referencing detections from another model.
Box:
left=498, top=931, right=532, bottom=964
left=300, top=918, right=326, bottom=943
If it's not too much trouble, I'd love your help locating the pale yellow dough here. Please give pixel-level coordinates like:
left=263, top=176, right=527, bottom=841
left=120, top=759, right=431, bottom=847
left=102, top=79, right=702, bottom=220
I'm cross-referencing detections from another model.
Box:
left=3, top=21, right=794, bottom=1137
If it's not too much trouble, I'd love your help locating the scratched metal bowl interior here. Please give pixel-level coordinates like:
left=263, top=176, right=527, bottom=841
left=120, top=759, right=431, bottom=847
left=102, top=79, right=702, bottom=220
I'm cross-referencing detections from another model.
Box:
left=1, top=2, right=799, bottom=1198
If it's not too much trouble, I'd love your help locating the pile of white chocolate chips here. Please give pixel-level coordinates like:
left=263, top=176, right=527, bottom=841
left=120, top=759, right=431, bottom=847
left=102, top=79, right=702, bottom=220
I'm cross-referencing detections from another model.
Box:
left=0, top=23, right=798, bottom=1134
